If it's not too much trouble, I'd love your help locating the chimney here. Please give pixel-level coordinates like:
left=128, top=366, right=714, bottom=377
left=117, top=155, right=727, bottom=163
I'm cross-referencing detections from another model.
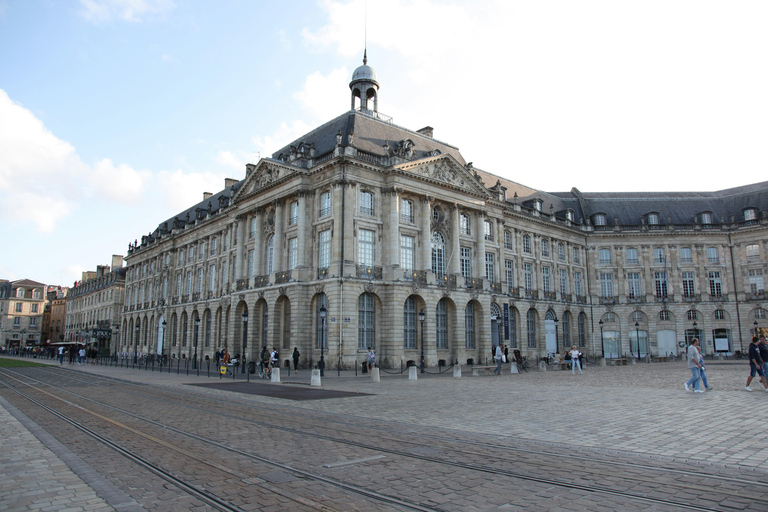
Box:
left=225, top=178, right=238, bottom=188
left=111, top=255, right=124, bottom=269
left=203, top=192, right=213, bottom=200
left=417, top=126, right=434, bottom=138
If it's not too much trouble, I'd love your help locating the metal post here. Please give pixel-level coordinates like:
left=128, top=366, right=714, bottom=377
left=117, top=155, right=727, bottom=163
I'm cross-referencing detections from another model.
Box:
left=598, top=319, right=604, bottom=357
left=319, top=305, right=326, bottom=377
left=419, top=309, right=425, bottom=373
left=134, top=325, right=139, bottom=367
left=242, top=311, right=248, bottom=374
left=193, top=317, right=200, bottom=370
left=635, top=321, right=640, bottom=361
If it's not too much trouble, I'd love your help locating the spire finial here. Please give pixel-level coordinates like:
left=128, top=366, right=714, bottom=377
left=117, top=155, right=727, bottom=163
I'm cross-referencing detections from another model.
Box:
left=363, top=48, right=368, bottom=66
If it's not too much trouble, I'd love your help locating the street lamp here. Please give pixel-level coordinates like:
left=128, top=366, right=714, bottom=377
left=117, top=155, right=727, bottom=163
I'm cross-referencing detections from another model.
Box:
left=319, top=305, right=326, bottom=377
left=554, top=317, right=559, bottom=353
left=635, top=321, right=640, bottom=361
left=241, top=311, right=248, bottom=374
left=193, top=316, right=200, bottom=369
left=598, top=319, right=604, bottom=357
left=419, top=309, right=426, bottom=373
left=134, top=324, right=139, bottom=364
left=160, top=321, right=166, bottom=363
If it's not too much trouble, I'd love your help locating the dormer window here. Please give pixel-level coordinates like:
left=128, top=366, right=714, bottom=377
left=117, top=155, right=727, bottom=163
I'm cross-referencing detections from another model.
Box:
left=744, top=208, right=757, bottom=221
left=647, top=213, right=659, bottom=225
left=700, top=212, right=713, bottom=224
left=16, top=288, right=24, bottom=298
left=593, top=214, right=607, bottom=226
left=565, top=210, right=574, bottom=222
left=534, top=200, right=542, bottom=212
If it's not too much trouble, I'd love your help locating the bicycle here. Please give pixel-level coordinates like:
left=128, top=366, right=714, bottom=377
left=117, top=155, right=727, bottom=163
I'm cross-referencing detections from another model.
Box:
left=257, top=362, right=272, bottom=380
left=517, top=356, right=530, bottom=372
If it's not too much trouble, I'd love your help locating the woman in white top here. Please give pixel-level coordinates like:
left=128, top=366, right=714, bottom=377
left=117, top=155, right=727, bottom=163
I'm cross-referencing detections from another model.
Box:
left=569, top=346, right=583, bottom=374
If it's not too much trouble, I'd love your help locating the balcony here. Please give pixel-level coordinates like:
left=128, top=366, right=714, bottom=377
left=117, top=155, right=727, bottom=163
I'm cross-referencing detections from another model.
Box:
left=436, top=275, right=457, bottom=289
left=413, top=271, right=427, bottom=287
left=172, top=296, right=179, bottom=305
left=254, top=275, right=269, bottom=288
left=236, top=279, right=249, bottom=291
left=525, top=290, right=539, bottom=300
left=683, top=294, right=700, bottom=302
left=543, top=291, right=557, bottom=301
left=748, top=291, right=766, bottom=301
left=465, top=278, right=483, bottom=289
left=317, top=267, right=329, bottom=280
left=509, top=288, right=521, bottom=299
left=181, top=295, right=189, bottom=304
left=490, top=282, right=502, bottom=294
left=600, top=297, right=615, bottom=305
left=576, top=295, right=587, bottom=304
left=191, top=293, right=200, bottom=302
left=275, top=271, right=292, bottom=284
left=357, top=265, right=382, bottom=280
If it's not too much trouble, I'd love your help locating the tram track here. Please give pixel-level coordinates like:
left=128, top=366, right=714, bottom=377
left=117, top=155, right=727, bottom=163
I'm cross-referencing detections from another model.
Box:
left=2, top=367, right=765, bottom=511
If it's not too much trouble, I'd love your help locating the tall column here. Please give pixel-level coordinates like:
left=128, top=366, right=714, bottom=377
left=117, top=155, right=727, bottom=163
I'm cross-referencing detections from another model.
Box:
left=234, top=221, right=243, bottom=280
left=450, top=204, right=460, bottom=275
left=476, top=213, right=486, bottom=281
left=273, top=201, right=284, bottom=273
left=387, top=189, right=399, bottom=270
left=297, top=194, right=308, bottom=268
left=253, top=210, right=263, bottom=274
left=421, top=197, right=432, bottom=271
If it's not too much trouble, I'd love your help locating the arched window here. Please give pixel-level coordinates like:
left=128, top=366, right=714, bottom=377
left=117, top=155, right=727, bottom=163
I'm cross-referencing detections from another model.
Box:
left=404, top=297, right=417, bottom=349
left=562, top=312, right=571, bottom=346
left=358, top=293, right=375, bottom=350
left=436, top=299, right=448, bottom=349
left=527, top=309, right=536, bottom=348
left=181, top=313, right=187, bottom=347
left=431, top=231, right=446, bottom=278
left=266, top=235, right=274, bottom=275
left=578, top=312, right=587, bottom=347
left=465, top=302, right=475, bottom=349
left=262, top=304, right=269, bottom=349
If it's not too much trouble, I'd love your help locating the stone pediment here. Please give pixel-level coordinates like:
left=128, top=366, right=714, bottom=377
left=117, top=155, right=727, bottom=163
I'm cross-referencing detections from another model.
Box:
left=394, top=155, right=490, bottom=197
left=231, top=160, right=303, bottom=203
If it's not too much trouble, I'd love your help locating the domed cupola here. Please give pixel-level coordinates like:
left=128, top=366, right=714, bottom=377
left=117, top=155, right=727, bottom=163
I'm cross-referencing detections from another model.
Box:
left=350, top=49, right=379, bottom=113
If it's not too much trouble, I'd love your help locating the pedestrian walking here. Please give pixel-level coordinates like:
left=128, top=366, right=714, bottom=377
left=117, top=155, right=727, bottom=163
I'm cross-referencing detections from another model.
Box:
left=367, top=347, right=376, bottom=369
left=758, top=335, right=768, bottom=392
left=684, top=338, right=704, bottom=392
left=745, top=336, right=768, bottom=391
left=569, top=346, right=583, bottom=374
left=292, top=347, right=300, bottom=371
left=493, top=345, right=503, bottom=375
left=57, top=345, right=64, bottom=365
left=696, top=345, right=712, bottom=391
left=78, top=347, right=86, bottom=365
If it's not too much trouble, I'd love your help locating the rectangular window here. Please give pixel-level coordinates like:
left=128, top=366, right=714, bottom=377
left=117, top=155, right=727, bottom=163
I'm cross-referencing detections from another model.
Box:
left=600, top=273, right=614, bottom=299
left=197, top=269, right=203, bottom=293
left=524, top=263, right=533, bottom=291
left=320, top=191, right=331, bottom=217
left=506, top=260, right=515, bottom=290
left=746, top=244, right=760, bottom=262
left=289, top=201, right=299, bottom=225
left=221, top=261, right=227, bottom=288
left=460, top=247, right=472, bottom=279
left=400, top=235, right=414, bottom=271
left=654, top=272, right=667, bottom=298
left=185, top=272, right=192, bottom=295
left=599, top=248, right=611, bottom=264
left=288, top=238, right=297, bottom=270
left=559, top=269, right=568, bottom=295
left=558, top=243, right=565, bottom=261
left=654, top=248, right=665, bottom=264
left=224, top=232, right=229, bottom=251
left=460, top=214, right=470, bottom=235
left=574, top=272, right=583, bottom=297
left=199, top=241, right=206, bottom=260
left=573, top=247, right=580, bottom=264
left=360, top=191, right=374, bottom=216
left=485, top=253, right=495, bottom=282
left=15, top=302, right=22, bottom=313
left=209, top=264, right=216, bottom=291
left=29, top=317, right=36, bottom=327
left=628, top=272, right=641, bottom=299
left=13, top=317, right=20, bottom=327
left=211, top=238, right=217, bottom=256
left=504, top=231, right=513, bottom=250
left=707, top=247, right=719, bottom=263
left=680, top=247, right=692, bottom=263
left=179, top=250, right=185, bottom=266
left=541, top=240, right=549, bottom=258
left=250, top=218, right=257, bottom=239
left=709, top=271, right=722, bottom=296
left=248, top=250, right=255, bottom=278
left=523, top=236, right=531, bottom=254
left=542, top=266, right=551, bottom=292
left=626, top=248, right=638, bottom=264
left=484, top=220, right=493, bottom=241
left=749, top=269, right=764, bottom=294
left=176, top=274, right=182, bottom=297
left=163, top=276, right=168, bottom=299
left=358, top=229, right=374, bottom=266
left=682, top=271, right=695, bottom=297
left=401, top=199, right=414, bottom=223
left=318, top=230, right=331, bottom=269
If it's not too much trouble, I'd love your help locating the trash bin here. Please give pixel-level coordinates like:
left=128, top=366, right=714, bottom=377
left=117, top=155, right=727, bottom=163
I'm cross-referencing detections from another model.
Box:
left=248, top=361, right=256, bottom=374
left=361, top=361, right=368, bottom=373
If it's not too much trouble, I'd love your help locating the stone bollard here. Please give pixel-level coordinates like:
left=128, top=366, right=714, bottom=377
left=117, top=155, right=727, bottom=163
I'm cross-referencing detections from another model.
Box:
left=311, top=369, right=321, bottom=386
left=629, top=357, right=637, bottom=365
left=271, top=368, right=281, bottom=383
left=371, top=367, right=380, bottom=382
left=538, top=360, right=547, bottom=371
left=408, top=366, right=418, bottom=380
left=510, top=362, right=518, bottom=374
left=600, top=357, right=606, bottom=367
left=453, top=364, right=461, bottom=378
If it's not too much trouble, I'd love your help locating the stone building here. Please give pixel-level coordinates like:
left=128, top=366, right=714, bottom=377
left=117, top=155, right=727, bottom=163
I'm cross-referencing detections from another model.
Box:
left=64, top=256, right=126, bottom=354
left=0, top=279, right=46, bottom=350
left=41, top=285, right=68, bottom=344
left=120, top=55, right=768, bottom=368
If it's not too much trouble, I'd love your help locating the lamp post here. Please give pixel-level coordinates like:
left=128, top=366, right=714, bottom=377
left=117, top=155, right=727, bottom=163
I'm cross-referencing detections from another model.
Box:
left=635, top=321, right=640, bottom=361
left=319, top=305, right=326, bottom=377
left=134, top=324, right=139, bottom=364
left=419, top=309, right=426, bottom=373
left=241, top=311, right=248, bottom=374
left=554, top=317, right=559, bottom=352
left=598, top=319, right=604, bottom=357
left=160, top=321, right=166, bottom=364
left=193, top=316, right=200, bottom=369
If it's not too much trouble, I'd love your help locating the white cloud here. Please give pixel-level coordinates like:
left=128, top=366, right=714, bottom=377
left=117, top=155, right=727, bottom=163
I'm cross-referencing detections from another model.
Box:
left=156, top=169, right=227, bottom=213
left=293, top=68, right=349, bottom=121
left=251, top=120, right=314, bottom=158
left=216, top=150, right=245, bottom=171
left=0, top=191, right=69, bottom=234
left=90, top=158, right=150, bottom=204
left=79, top=0, right=175, bottom=23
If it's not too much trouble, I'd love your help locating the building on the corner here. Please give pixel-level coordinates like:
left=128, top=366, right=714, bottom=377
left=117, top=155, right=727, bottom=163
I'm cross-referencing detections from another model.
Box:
left=64, top=256, right=126, bottom=354
left=120, top=55, right=768, bottom=368
left=0, top=279, right=47, bottom=350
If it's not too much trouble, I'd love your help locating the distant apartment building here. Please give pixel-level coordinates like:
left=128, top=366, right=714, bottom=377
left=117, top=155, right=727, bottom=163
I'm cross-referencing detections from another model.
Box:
left=64, top=256, right=125, bottom=353
left=42, top=285, right=69, bottom=344
left=0, top=279, right=46, bottom=349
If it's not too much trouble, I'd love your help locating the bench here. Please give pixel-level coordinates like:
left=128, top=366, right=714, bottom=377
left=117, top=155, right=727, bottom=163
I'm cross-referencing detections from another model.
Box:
left=552, top=360, right=573, bottom=370
left=606, top=358, right=627, bottom=366
left=651, top=356, right=668, bottom=363
left=471, top=366, right=497, bottom=376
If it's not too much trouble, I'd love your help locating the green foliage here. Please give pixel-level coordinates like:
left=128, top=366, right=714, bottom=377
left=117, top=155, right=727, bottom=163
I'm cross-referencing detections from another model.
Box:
left=0, top=357, right=48, bottom=368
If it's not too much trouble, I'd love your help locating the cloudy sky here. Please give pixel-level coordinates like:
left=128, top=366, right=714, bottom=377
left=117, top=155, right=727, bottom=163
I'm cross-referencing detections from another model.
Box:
left=1, top=0, right=767, bottom=287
